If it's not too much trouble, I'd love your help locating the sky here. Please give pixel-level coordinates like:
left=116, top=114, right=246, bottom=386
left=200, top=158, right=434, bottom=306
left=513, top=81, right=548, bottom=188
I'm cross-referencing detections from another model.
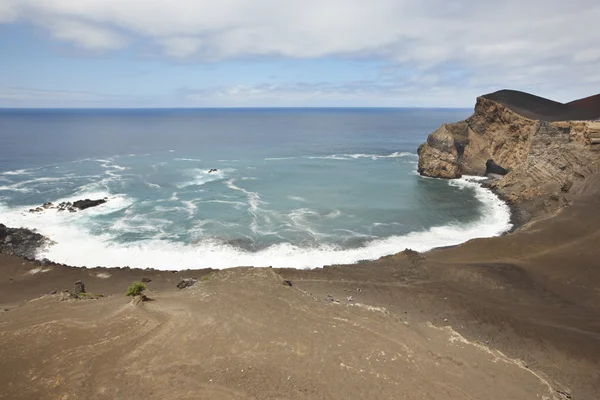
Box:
left=0, top=0, right=599, bottom=108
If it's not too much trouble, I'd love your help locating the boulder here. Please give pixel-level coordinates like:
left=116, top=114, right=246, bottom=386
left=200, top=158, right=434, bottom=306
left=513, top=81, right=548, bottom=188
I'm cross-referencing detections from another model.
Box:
left=72, top=199, right=107, bottom=210
left=74, top=280, right=86, bottom=295
left=561, top=179, right=573, bottom=193
left=176, top=278, right=198, bottom=289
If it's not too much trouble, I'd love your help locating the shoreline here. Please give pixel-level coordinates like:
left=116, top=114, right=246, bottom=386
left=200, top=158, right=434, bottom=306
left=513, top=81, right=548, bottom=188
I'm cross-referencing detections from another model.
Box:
left=482, top=179, right=530, bottom=233
left=0, top=175, right=514, bottom=271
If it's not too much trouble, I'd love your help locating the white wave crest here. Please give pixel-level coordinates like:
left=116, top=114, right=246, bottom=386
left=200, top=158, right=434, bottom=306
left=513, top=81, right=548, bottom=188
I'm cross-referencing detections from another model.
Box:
left=177, top=168, right=231, bottom=189
left=308, top=152, right=415, bottom=161
left=287, top=195, right=309, bottom=202
left=225, top=178, right=265, bottom=234
left=2, top=168, right=32, bottom=176
left=0, top=176, right=511, bottom=270
left=0, top=176, right=75, bottom=193
left=174, top=158, right=202, bottom=162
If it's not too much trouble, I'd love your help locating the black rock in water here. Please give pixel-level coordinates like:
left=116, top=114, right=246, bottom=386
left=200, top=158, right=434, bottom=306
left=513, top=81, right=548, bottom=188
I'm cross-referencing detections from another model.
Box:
left=31, top=198, right=108, bottom=213
left=72, top=198, right=107, bottom=210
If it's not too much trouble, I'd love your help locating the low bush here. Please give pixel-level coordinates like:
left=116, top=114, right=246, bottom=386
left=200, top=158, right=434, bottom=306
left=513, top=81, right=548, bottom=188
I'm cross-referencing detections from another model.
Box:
left=125, top=282, right=146, bottom=297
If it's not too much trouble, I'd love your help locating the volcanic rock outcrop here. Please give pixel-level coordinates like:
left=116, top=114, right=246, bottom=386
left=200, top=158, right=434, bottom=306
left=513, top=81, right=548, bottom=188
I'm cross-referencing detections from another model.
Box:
left=418, top=90, right=600, bottom=219
left=28, top=198, right=108, bottom=213
left=0, top=223, right=48, bottom=259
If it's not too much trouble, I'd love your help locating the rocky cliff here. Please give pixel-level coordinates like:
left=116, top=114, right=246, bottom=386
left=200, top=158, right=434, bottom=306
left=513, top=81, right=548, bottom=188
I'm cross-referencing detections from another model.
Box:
left=418, top=94, right=600, bottom=220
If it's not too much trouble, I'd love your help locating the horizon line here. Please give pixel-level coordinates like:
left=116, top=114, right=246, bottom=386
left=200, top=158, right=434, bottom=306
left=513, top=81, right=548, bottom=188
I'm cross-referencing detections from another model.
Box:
left=0, top=106, right=472, bottom=111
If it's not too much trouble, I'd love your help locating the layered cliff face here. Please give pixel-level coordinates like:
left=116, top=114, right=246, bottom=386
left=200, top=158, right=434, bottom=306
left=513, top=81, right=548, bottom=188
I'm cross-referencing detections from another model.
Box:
left=418, top=96, right=600, bottom=218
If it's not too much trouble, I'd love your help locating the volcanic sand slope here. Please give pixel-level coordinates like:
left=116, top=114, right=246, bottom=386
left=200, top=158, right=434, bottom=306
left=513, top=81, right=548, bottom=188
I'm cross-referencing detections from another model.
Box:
left=483, top=89, right=600, bottom=122
left=567, top=93, right=600, bottom=117
left=0, top=266, right=574, bottom=400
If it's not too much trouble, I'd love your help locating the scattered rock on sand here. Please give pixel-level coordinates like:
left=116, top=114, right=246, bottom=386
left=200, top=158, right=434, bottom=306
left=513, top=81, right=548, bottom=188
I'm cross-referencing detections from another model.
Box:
left=74, top=280, right=86, bottom=295
left=282, top=280, right=292, bottom=287
left=176, top=278, right=198, bottom=289
left=402, top=248, right=426, bottom=266
left=39, top=258, right=52, bottom=266
left=556, top=390, right=572, bottom=399
left=142, top=277, right=152, bottom=283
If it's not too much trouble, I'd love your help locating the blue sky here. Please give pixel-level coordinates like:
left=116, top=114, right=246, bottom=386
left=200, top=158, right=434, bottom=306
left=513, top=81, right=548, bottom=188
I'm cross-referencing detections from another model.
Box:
left=1, top=0, right=599, bottom=108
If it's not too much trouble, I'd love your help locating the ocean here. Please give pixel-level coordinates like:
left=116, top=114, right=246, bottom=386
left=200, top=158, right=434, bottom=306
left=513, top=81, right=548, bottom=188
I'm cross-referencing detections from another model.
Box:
left=0, top=108, right=511, bottom=269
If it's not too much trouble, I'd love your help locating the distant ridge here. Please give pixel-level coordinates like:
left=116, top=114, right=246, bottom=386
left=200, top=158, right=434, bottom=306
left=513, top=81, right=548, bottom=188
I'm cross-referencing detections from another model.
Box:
left=567, top=93, right=600, bottom=114
left=482, top=89, right=600, bottom=122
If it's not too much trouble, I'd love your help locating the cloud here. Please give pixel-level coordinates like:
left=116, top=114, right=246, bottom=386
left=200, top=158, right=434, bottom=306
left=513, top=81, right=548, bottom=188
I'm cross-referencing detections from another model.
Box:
left=2, top=1, right=598, bottom=62
left=45, top=19, right=127, bottom=50
left=0, top=1, right=16, bottom=22
left=159, top=37, right=203, bottom=59
left=177, top=78, right=478, bottom=107
left=1, top=0, right=599, bottom=104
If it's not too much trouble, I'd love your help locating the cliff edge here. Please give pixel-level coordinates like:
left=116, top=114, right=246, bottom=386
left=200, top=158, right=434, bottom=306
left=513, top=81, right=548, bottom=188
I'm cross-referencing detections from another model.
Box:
left=417, top=90, right=600, bottom=220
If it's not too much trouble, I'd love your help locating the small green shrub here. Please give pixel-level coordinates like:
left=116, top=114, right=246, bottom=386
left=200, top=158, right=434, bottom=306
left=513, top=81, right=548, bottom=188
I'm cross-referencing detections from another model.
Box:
left=201, top=275, right=210, bottom=281
left=125, top=282, right=146, bottom=297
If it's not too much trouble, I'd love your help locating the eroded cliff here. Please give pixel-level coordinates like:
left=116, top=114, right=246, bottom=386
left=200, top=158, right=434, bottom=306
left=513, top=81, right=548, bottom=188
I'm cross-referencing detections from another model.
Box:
left=418, top=95, right=600, bottom=219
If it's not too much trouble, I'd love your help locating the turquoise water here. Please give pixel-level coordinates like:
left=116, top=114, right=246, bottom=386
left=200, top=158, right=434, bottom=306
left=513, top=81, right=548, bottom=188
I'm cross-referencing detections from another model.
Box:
left=0, top=108, right=511, bottom=269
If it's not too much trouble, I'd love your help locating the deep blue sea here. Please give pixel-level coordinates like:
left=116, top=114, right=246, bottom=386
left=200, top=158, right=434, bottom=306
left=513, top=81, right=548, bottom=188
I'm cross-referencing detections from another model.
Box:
left=0, top=108, right=511, bottom=269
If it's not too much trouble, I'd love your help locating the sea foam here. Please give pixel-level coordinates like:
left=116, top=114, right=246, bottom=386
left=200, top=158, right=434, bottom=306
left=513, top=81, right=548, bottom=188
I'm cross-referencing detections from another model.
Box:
left=0, top=176, right=511, bottom=270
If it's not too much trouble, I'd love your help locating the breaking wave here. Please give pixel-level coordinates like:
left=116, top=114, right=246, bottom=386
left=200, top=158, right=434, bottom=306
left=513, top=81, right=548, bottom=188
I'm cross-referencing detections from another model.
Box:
left=0, top=176, right=511, bottom=270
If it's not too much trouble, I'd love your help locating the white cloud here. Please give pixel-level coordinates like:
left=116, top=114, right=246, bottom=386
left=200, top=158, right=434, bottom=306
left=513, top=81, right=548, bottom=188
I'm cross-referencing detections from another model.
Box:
left=159, top=37, right=203, bottom=59
left=1, top=0, right=599, bottom=104
left=2, top=0, right=598, bottom=61
left=0, top=0, right=16, bottom=22
left=45, top=19, right=127, bottom=50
